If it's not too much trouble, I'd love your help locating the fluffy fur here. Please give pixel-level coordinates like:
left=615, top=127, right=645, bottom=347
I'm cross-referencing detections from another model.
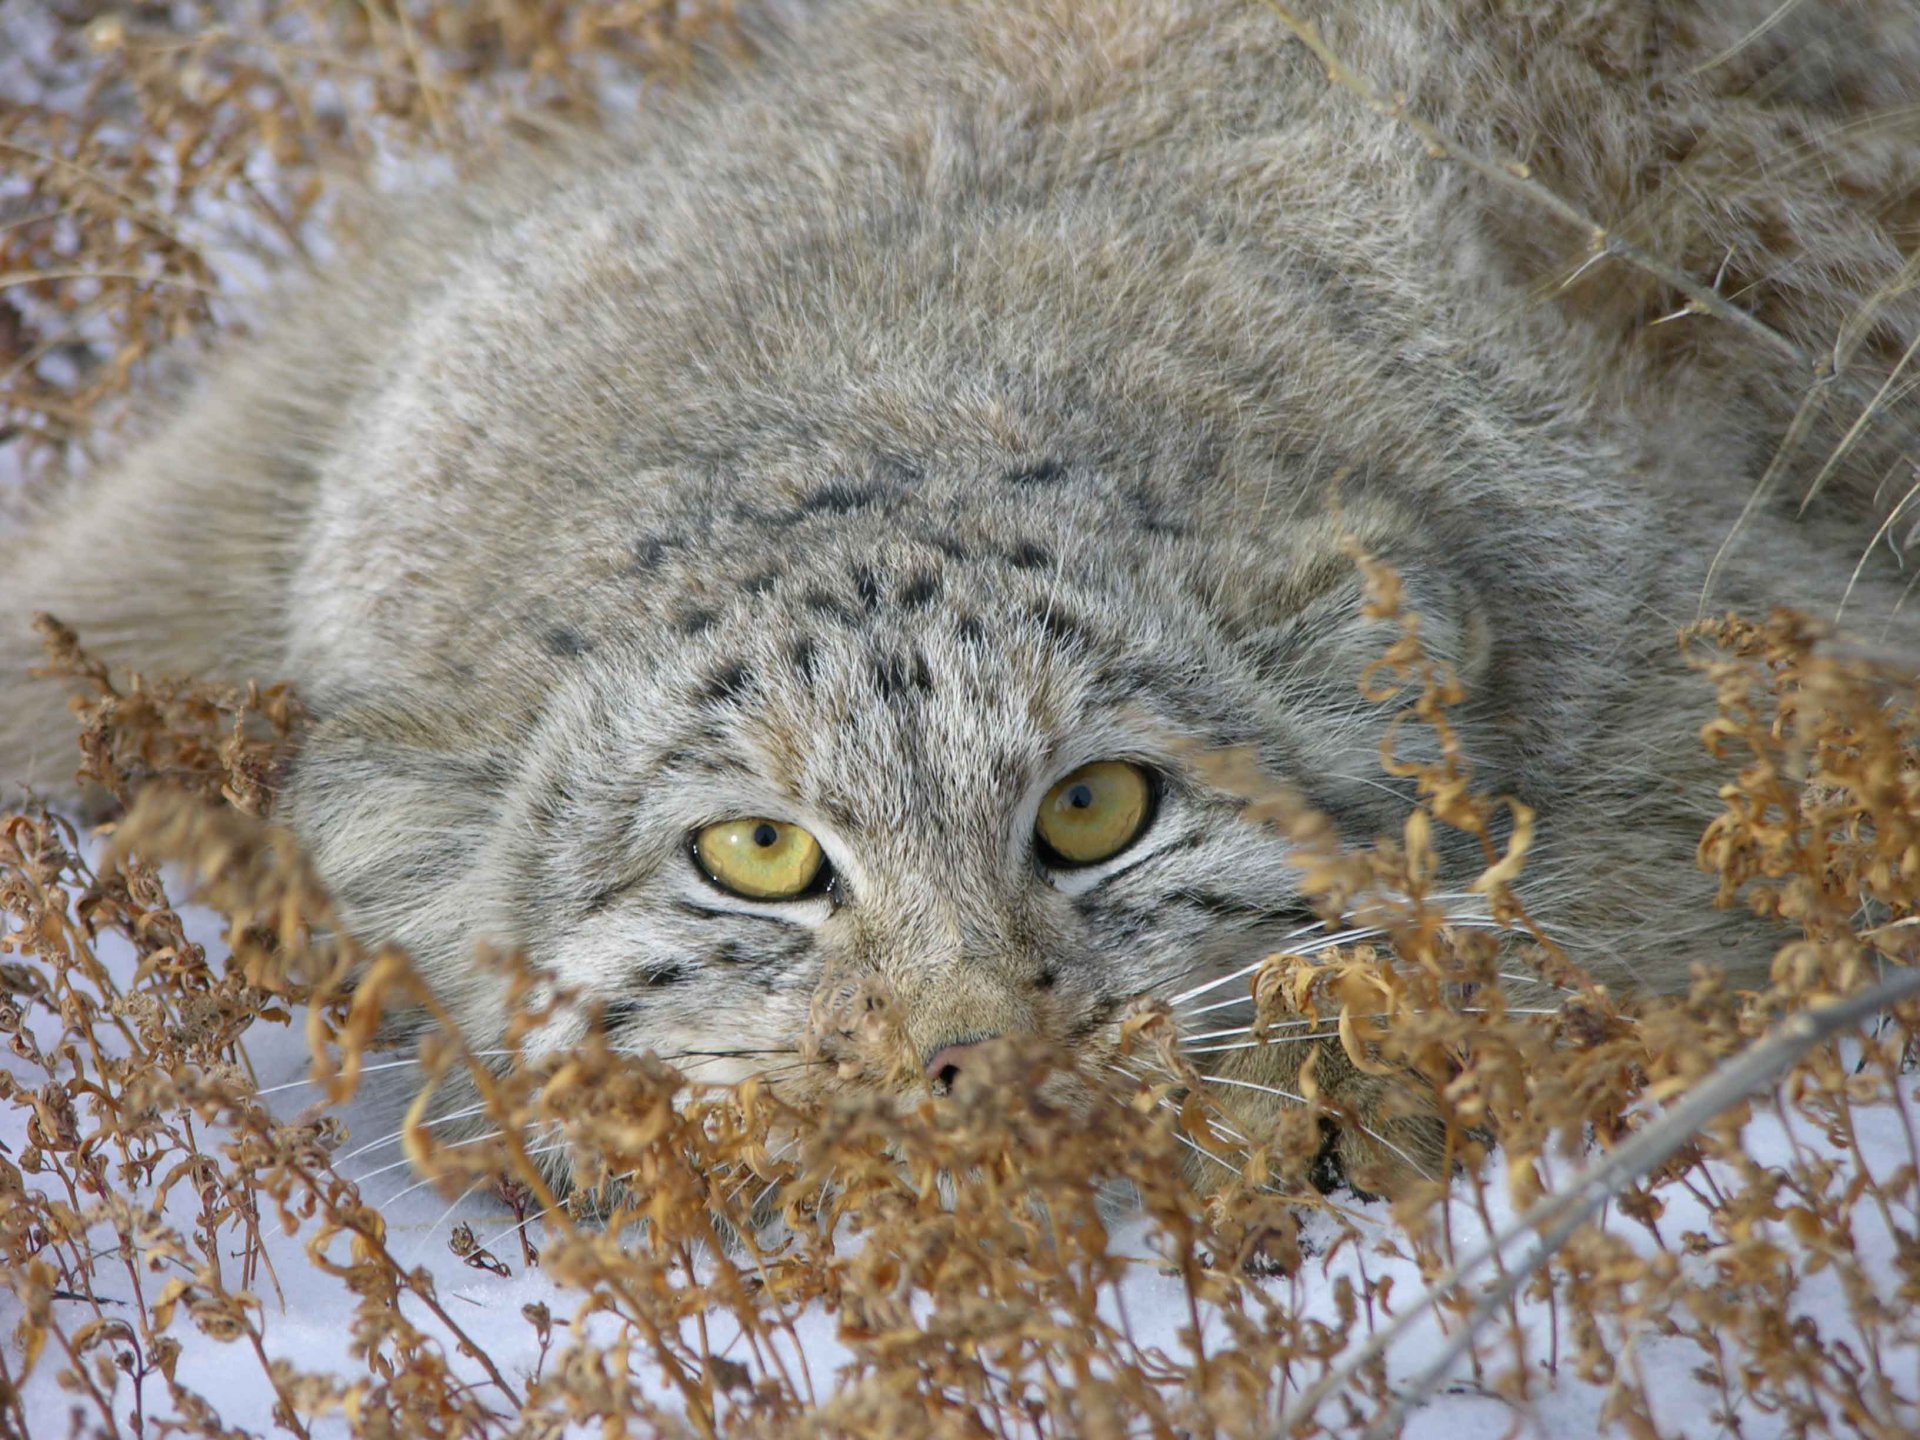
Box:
left=4, top=0, right=1918, bottom=1174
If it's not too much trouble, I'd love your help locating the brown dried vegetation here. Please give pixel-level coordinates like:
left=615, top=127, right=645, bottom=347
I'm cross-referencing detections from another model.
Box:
left=4, top=3, right=1920, bottom=1438
left=1, top=0, right=738, bottom=495
left=6, top=557, right=1920, bottom=1437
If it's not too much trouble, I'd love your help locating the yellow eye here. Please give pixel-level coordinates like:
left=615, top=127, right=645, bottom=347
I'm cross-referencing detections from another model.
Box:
left=1035, top=761, right=1153, bottom=866
left=693, top=818, right=826, bottom=900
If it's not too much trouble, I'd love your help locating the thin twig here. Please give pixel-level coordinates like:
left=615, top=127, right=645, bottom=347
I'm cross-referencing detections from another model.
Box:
left=1277, top=966, right=1920, bottom=1436
left=1255, top=0, right=1808, bottom=368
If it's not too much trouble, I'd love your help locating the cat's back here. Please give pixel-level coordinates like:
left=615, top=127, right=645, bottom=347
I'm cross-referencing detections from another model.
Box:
left=282, top=0, right=1919, bottom=710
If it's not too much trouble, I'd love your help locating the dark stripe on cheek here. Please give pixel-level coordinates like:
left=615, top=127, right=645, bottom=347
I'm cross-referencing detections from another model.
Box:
left=674, top=899, right=810, bottom=928
left=1169, top=889, right=1321, bottom=926
left=1072, top=895, right=1154, bottom=943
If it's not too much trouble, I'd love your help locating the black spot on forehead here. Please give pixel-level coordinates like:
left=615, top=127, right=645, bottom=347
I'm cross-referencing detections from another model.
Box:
left=853, top=565, right=882, bottom=612
left=927, top=534, right=972, bottom=562
left=631, top=534, right=684, bottom=572
left=896, top=571, right=941, bottom=609
left=729, top=500, right=779, bottom=526
left=1028, top=603, right=1094, bottom=651
left=1005, top=457, right=1067, bottom=485
left=788, top=637, right=819, bottom=681
left=677, top=606, right=719, bottom=635
left=955, top=614, right=987, bottom=643
left=543, top=626, right=592, bottom=658
left=873, top=648, right=935, bottom=701
left=803, top=587, right=853, bottom=623
left=1091, top=658, right=1185, bottom=710
left=877, top=452, right=925, bottom=484
left=742, top=567, right=783, bottom=596
left=697, top=662, right=755, bottom=706
left=1125, top=486, right=1188, bottom=538
left=1008, top=541, right=1054, bottom=570
left=986, top=746, right=1027, bottom=794
left=796, top=481, right=883, bottom=516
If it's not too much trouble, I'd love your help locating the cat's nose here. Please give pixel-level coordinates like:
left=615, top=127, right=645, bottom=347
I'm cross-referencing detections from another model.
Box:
left=925, top=1036, right=1000, bottom=1092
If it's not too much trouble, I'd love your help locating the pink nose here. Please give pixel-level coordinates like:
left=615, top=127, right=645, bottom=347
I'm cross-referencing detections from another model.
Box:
left=925, top=1036, right=999, bottom=1091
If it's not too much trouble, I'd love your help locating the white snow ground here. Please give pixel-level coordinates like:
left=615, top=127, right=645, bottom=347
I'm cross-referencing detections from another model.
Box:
left=6, top=876, right=1917, bottom=1438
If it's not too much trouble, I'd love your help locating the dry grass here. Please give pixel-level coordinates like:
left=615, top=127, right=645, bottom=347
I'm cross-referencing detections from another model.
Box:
left=4, top=3, right=1920, bottom=1437
left=1, top=0, right=738, bottom=495
left=7, top=571, right=1920, bottom=1437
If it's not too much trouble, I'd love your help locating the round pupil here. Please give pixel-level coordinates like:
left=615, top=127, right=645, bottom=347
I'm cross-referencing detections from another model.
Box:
left=1066, top=784, right=1094, bottom=810
left=752, top=823, right=779, bottom=847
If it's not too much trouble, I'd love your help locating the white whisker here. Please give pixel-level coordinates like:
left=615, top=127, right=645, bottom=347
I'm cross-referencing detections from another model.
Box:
left=1171, top=915, right=1524, bottom=1016
left=1197, top=1074, right=1437, bottom=1181
left=1181, top=1032, right=1341, bottom=1053
left=1178, top=1004, right=1567, bottom=1050
left=732, top=1138, right=802, bottom=1216
left=1115, top=1059, right=1436, bottom=1184
left=1163, top=926, right=1388, bottom=1007
left=469, top=1192, right=571, bottom=1260
left=336, top=1100, right=494, bottom=1164
left=1494, top=970, right=1577, bottom=995
left=407, top=1180, right=488, bottom=1264
left=248, top=1050, right=522, bottom=1099
left=1178, top=1017, right=1346, bottom=1044
left=344, top=1125, right=541, bottom=1188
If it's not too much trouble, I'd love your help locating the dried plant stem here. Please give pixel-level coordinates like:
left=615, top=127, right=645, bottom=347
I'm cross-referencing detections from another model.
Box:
left=1255, top=0, right=1809, bottom=369
left=1278, top=965, right=1920, bottom=1437
left=0, top=1343, right=31, bottom=1440
left=285, top=1153, right=523, bottom=1410
left=0, top=268, right=218, bottom=295
left=1802, top=243, right=1920, bottom=513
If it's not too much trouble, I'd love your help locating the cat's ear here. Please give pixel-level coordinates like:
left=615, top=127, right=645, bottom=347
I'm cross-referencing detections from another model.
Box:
left=283, top=699, right=518, bottom=964
left=1209, top=506, right=1494, bottom=700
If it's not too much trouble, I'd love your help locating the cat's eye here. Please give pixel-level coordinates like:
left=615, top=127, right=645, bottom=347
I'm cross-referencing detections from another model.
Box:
left=1035, top=761, right=1153, bottom=867
left=693, top=818, right=826, bottom=899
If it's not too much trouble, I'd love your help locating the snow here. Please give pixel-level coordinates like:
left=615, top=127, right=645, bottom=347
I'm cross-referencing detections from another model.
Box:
left=6, top=871, right=1915, bottom=1437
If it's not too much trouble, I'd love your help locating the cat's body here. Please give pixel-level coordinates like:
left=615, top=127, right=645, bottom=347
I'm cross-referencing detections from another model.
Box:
left=5, top=0, right=1918, bottom=1174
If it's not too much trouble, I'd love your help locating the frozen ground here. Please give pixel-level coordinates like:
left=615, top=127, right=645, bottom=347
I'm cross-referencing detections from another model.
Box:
left=5, top=870, right=1917, bottom=1438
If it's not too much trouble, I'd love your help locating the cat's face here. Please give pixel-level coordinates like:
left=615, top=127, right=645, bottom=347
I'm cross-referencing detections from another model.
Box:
left=405, top=502, right=1489, bottom=1105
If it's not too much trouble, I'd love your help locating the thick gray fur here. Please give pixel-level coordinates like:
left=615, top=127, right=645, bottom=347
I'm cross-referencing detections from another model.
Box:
left=3, top=0, right=1918, bottom=1130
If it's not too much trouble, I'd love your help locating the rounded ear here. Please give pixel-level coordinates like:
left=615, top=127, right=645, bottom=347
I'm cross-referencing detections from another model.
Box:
left=282, top=699, right=518, bottom=967
left=1209, top=507, right=1494, bottom=700
left=1243, top=558, right=1492, bottom=700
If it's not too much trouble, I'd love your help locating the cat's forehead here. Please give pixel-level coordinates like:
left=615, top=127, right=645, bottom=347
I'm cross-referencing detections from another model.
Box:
left=619, top=494, right=1185, bottom=676
left=566, top=523, right=1224, bottom=834
left=684, top=559, right=1147, bottom=789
